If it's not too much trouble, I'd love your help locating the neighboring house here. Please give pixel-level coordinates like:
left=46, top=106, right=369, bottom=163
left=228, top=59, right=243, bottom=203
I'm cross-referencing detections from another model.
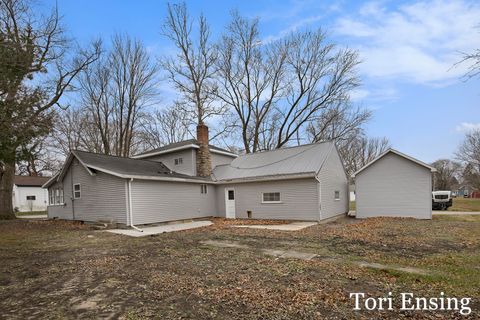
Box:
left=13, top=176, right=50, bottom=212
left=456, top=185, right=474, bottom=198
left=43, top=126, right=349, bottom=225
left=353, top=149, right=436, bottom=220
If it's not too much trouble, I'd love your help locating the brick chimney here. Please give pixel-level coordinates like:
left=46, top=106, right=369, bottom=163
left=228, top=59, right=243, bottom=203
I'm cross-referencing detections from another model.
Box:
left=196, top=124, right=212, bottom=177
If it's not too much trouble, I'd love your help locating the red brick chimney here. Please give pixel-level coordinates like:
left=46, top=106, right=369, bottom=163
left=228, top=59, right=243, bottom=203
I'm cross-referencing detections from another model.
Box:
left=196, top=124, right=212, bottom=177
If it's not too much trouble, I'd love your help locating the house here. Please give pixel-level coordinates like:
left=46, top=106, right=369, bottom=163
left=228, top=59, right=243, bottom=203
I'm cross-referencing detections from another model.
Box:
left=13, top=175, right=50, bottom=212
left=43, top=126, right=349, bottom=226
left=353, top=149, right=436, bottom=219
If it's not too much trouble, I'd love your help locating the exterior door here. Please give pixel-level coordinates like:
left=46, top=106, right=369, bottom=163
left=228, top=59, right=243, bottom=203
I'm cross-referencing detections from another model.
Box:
left=225, top=188, right=236, bottom=219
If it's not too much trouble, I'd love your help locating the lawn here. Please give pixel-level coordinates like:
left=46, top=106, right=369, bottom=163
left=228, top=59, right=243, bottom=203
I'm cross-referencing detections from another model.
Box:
left=448, top=198, right=480, bottom=212
left=0, top=216, right=479, bottom=319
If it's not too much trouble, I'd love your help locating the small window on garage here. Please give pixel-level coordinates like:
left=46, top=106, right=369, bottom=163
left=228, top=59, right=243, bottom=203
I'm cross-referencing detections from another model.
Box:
left=26, top=195, right=36, bottom=201
left=73, top=184, right=81, bottom=199
left=262, top=192, right=281, bottom=203
left=334, top=190, right=340, bottom=200
left=200, top=184, right=208, bottom=194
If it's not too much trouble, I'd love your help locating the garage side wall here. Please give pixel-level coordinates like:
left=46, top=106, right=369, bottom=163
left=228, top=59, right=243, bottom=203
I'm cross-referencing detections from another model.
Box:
left=130, top=180, right=216, bottom=225
left=317, top=149, right=349, bottom=219
left=216, top=178, right=319, bottom=221
left=356, top=153, right=432, bottom=219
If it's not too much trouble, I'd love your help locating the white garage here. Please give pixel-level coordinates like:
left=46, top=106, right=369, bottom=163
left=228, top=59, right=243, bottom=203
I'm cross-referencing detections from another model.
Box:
left=353, top=149, right=436, bottom=219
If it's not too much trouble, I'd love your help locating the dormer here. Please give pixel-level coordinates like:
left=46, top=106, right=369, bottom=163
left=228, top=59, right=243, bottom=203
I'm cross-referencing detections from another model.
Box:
left=131, top=139, right=237, bottom=176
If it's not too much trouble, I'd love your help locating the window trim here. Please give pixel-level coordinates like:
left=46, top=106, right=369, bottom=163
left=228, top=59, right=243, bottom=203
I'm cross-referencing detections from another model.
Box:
left=73, top=183, right=81, bottom=199
left=200, top=184, right=208, bottom=194
left=334, top=190, right=340, bottom=201
left=261, top=192, right=282, bottom=204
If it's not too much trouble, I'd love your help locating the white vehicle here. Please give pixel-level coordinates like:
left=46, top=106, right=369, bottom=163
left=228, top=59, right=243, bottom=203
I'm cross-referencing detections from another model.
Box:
left=432, top=191, right=453, bottom=210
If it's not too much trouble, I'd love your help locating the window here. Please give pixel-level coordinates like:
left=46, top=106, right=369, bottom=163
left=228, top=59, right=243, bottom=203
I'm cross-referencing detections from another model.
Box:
left=26, top=195, right=36, bottom=201
left=200, top=184, right=208, bottom=194
left=73, top=184, right=81, bottom=199
left=174, top=157, right=183, bottom=165
left=59, top=188, right=64, bottom=204
left=49, top=190, right=55, bottom=205
left=228, top=190, right=235, bottom=200
left=334, top=190, right=340, bottom=200
left=262, top=192, right=281, bottom=203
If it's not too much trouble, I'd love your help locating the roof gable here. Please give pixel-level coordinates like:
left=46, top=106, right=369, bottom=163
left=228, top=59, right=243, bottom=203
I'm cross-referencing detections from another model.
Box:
left=132, top=139, right=237, bottom=159
left=352, top=149, right=436, bottom=178
left=212, top=141, right=335, bottom=182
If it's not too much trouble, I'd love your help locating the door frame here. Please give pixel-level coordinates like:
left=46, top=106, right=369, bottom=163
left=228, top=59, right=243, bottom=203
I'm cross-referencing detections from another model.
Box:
left=225, top=187, right=236, bottom=219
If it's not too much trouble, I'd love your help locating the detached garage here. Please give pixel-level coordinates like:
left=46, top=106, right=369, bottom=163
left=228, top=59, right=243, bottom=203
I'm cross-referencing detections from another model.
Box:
left=353, top=149, right=436, bottom=219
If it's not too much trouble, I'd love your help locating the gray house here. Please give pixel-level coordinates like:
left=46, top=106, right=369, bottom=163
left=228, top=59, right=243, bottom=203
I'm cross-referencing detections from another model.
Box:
left=353, top=149, right=436, bottom=219
left=44, top=126, right=349, bottom=226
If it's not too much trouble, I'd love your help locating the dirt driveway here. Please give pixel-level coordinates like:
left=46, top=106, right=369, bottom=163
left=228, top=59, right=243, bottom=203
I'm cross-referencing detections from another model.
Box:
left=0, top=216, right=479, bottom=319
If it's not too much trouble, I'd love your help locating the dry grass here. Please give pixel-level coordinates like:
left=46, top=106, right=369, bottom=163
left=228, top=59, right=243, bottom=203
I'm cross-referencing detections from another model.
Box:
left=0, top=216, right=478, bottom=319
left=448, top=198, right=480, bottom=212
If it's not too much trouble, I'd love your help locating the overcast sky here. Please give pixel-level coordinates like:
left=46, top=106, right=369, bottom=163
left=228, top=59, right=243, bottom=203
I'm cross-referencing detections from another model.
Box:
left=41, top=0, right=480, bottom=163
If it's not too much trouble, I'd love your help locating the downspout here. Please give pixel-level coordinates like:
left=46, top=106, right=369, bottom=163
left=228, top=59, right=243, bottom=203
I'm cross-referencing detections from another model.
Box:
left=315, top=175, right=322, bottom=221
left=128, top=178, right=143, bottom=232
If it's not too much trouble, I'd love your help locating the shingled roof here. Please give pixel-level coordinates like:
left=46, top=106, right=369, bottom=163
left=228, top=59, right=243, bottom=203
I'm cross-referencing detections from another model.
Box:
left=212, top=141, right=335, bottom=182
left=132, top=139, right=237, bottom=159
left=14, top=175, right=50, bottom=187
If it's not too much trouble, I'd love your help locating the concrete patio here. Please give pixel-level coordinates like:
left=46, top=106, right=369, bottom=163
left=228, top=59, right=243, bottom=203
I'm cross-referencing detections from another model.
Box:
left=106, top=220, right=213, bottom=237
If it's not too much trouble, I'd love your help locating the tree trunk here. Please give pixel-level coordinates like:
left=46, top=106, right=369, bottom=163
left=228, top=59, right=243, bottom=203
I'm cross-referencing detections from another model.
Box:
left=0, top=160, right=16, bottom=220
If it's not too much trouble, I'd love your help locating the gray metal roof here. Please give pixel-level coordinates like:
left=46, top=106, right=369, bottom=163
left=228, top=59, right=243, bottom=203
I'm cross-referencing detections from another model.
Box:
left=212, top=141, right=334, bottom=182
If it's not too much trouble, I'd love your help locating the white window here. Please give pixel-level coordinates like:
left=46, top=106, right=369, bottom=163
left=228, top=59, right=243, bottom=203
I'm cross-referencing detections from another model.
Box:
left=73, top=184, right=81, bottom=199
left=262, top=192, right=281, bottom=203
left=334, top=190, right=340, bottom=200
left=200, top=184, right=208, bottom=194
left=59, top=188, right=64, bottom=204
left=55, top=188, right=60, bottom=204
left=174, top=157, right=183, bottom=165
left=49, top=190, right=55, bottom=205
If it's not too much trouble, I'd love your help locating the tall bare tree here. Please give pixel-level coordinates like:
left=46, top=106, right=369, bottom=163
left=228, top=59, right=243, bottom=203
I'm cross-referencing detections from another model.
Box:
left=431, top=159, right=461, bottom=190
left=456, top=129, right=480, bottom=189
left=0, top=0, right=100, bottom=219
left=16, top=135, right=63, bottom=176
left=217, top=13, right=362, bottom=153
left=73, top=34, right=159, bottom=157
left=161, top=2, right=220, bottom=125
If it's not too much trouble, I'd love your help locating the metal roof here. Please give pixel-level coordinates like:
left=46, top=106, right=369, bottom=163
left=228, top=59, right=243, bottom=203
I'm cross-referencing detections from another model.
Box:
left=14, top=175, right=50, bottom=187
left=212, top=141, right=335, bottom=182
left=132, top=139, right=237, bottom=159
left=352, top=148, right=437, bottom=177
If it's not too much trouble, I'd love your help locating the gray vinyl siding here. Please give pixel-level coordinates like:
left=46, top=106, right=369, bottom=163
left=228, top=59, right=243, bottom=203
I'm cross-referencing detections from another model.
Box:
left=355, top=152, right=432, bottom=219
left=47, top=159, right=127, bottom=223
left=216, top=178, right=320, bottom=221
left=142, top=149, right=196, bottom=176
left=130, top=180, right=216, bottom=225
left=317, top=148, right=349, bottom=219
left=47, top=169, right=73, bottom=220
left=211, top=152, right=235, bottom=168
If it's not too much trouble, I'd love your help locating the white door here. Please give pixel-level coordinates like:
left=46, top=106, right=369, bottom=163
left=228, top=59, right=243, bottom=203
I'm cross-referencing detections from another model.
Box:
left=225, top=188, right=236, bottom=219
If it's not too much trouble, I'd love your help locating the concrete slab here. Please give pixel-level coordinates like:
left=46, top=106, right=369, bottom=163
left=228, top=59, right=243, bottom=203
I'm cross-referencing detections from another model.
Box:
left=356, top=261, right=429, bottom=275
left=106, top=221, right=212, bottom=237
left=16, top=215, right=48, bottom=219
left=232, top=221, right=317, bottom=231
left=262, top=248, right=317, bottom=260
left=433, top=212, right=480, bottom=215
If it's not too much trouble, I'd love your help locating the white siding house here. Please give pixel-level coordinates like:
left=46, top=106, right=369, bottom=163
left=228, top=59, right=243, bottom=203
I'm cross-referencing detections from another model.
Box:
left=353, top=149, right=436, bottom=219
left=13, top=176, right=49, bottom=212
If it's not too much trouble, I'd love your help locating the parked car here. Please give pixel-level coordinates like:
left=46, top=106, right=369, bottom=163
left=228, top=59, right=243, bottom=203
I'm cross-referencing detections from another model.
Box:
left=432, top=191, right=453, bottom=210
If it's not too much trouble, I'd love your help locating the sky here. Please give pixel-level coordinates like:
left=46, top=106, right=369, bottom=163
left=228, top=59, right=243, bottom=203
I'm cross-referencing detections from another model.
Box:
left=38, top=0, right=480, bottom=163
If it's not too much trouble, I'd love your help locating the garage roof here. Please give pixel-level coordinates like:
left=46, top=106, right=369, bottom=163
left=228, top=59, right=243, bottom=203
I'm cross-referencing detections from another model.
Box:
left=352, top=148, right=436, bottom=178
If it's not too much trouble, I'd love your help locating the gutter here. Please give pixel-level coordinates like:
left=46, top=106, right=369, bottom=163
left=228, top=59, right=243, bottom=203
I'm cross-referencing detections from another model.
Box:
left=128, top=178, right=143, bottom=232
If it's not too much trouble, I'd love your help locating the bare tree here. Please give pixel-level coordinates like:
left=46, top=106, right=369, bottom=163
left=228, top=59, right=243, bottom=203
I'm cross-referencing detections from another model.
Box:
left=161, top=2, right=220, bottom=125
left=217, top=13, right=362, bottom=153
left=72, top=34, right=159, bottom=157
left=0, top=0, right=100, bottom=219
left=456, top=129, right=480, bottom=189
left=138, top=103, right=193, bottom=149
left=216, top=13, right=287, bottom=153
left=431, top=159, right=461, bottom=190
